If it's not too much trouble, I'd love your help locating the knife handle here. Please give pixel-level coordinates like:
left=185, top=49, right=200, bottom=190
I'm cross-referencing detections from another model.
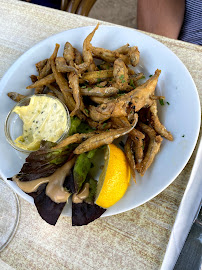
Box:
left=174, top=223, right=202, bottom=270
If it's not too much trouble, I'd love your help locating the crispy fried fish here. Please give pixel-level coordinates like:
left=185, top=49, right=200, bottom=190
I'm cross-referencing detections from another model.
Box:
left=74, top=115, right=138, bottom=154
left=26, top=73, right=55, bottom=89
left=111, top=116, right=145, bottom=164
left=63, top=42, right=75, bottom=66
left=35, top=59, right=48, bottom=73
left=89, top=69, right=161, bottom=122
left=137, top=122, right=163, bottom=176
left=80, top=86, right=119, bottom=97
left=82, top=69, right=113, bottom=84
left=55, top=57, right=78, bottom=73
left=76, top=23, right=99, bottom=73
left=128, top=46, right=140, bottom=67
left=69, top=72, right=85, bottom=116
left=124, top=136, right=136, bottom=182
left=150, top=100, right=173, bottom=141
left=113, top=58, right=129, bottom=90
left=7, top=92, right=27, bottom=102
left=52, top=132, right=98, bottom=150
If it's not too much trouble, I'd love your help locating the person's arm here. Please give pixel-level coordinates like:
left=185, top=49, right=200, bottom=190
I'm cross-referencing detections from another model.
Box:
left=137, top=0, right=185, bottom=39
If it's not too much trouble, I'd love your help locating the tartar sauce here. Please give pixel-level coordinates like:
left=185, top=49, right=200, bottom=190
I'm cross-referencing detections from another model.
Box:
left=13, top=95, right=68, bottom=151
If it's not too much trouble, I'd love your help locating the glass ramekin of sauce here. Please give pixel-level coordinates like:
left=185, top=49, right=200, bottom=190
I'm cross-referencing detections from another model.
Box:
left=5, top=94, right=71, bottom=154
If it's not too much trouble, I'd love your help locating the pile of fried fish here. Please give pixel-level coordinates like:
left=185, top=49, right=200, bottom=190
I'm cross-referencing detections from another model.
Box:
left=8, top=24, right=173, bottom=226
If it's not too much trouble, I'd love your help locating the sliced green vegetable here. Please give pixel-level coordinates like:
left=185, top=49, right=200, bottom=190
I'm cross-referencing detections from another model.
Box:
left=68, top=116, right=81, bottom=136
left=73, top=150, right=97, bottom=192
left=77, top=122, right=94, bottom=134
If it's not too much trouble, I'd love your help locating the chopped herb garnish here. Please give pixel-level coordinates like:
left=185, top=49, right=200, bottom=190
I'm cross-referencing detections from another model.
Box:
left=102, top=123, right=107, bottom=128
left=119, top=74, right=126, bottom=83
left=81, top=85, right=87, bottom=89
left=166, top=101, right=170, bottom=105
left=129, top=79, right=135, bottom=88
left=87, top=87, right=92, bottom=91
left=149, top=75, right=152, bottom=77
left=140, top=75, right=146, bottom=79
left=182, top=135, right=185, bottom=137
left=159, top=99, right=164, bottom=106
left=97, top=78, right=102, bottom=83
left=142, top=144, right=144, bottom=150
left=84, top=108, right=89, bottom=114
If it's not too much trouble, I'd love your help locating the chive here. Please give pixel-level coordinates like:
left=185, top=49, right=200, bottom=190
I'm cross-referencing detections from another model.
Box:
left=129, top=79, right=135, bottom=88
left=149, top=75, right=152, bottom=77
left=140, top=75, right=145, bottom=79
left=84, top=108, right=89, bottom=114
left=81, top=85, right=86, bottom=89
left=166, top=101, right=170, bottom=105
left=119, top=74, right=125, bottom=83
left=159, top=99, right=164, bottom=106
left=102, top=123, right=107, bottom=128
left=88, top=87, right=92, bottom=91
left=182, top=135, right=185, bottom=137
left=97, top=78, right=102, bottom=83
left=142, top=144, right=144, bottom=150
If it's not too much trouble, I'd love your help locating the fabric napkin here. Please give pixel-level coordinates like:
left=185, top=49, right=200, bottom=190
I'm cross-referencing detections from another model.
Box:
left=161, top=135, right=202, bottom=270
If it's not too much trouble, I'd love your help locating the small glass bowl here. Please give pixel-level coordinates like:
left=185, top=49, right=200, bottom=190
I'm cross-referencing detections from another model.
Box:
left=4, top=94, right=71, bottom=154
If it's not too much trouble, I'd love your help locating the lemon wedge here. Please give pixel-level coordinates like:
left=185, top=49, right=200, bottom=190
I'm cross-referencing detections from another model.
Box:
left=95, top=144, right=131, bottom=208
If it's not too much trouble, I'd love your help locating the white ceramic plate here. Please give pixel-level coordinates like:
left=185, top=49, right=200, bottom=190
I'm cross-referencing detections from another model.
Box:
left=0, top=26, right=200, bottom=217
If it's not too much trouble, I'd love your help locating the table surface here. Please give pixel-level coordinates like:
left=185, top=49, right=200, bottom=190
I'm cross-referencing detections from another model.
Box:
left=0, top=1, right=202, bottom=269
